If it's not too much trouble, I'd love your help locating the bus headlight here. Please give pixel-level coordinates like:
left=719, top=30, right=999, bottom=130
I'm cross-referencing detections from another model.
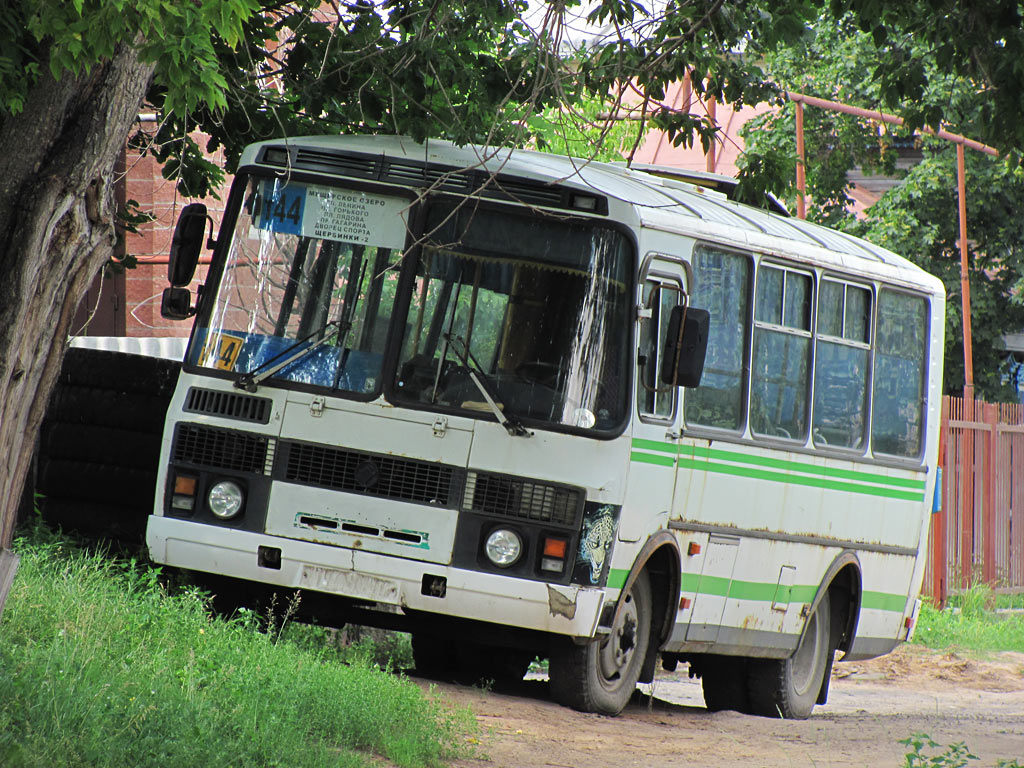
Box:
left=484, top=528, right=522, bottom=567
left=208, top=480, right=244, bottom=519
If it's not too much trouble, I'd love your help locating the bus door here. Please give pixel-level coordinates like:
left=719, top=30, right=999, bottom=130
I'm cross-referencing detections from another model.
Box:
left=621, top=255, right=689, bottom=543
left=680, top=532, right=740, bottom=643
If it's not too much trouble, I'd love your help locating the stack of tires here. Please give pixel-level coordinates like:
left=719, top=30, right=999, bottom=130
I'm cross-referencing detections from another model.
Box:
left=35, top=348, right=180, bottom=545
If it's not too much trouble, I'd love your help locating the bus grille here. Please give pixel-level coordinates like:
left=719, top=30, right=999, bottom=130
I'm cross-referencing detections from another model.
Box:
left=172, top=424, right=271, bottom=475
left=184, top=387, right=271, bottom=424
left=281, top=441, right=459, bottom=507
left=462, top=472, right=581, bottom=527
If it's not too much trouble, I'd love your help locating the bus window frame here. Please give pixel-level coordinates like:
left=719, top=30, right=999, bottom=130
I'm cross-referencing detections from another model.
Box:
left=749, top=258, right=816, bottom=444
left=636, top=269, right=686, bottom=425
left=681, top=242, right=754, bottom=437
left=869, top=285, right=932, bottom=463
left=811, top=274, right=875, bottom=454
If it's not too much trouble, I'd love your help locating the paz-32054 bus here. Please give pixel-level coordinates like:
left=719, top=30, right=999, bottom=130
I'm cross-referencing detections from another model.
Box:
left=147, top=135, right=943, bottom=717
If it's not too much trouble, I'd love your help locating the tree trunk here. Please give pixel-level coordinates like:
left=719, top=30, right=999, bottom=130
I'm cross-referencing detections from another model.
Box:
left=0, top=44, right=156, bottom=552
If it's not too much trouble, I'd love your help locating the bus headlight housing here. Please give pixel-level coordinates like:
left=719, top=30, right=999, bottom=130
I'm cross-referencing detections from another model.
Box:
left=484, top=528, right=522, bottom=567
left=208, top=480, right=244, bottom=519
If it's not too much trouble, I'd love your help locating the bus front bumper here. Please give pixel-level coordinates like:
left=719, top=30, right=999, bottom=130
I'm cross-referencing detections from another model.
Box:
left=146, top=515, right=605, bottom=638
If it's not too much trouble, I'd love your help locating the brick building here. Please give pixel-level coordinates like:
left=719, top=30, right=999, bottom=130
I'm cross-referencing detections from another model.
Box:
left=72, top=118, right=227, bottom=339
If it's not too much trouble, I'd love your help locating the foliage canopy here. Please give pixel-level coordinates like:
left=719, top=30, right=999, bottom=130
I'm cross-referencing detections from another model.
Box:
left=4, top=0, right=1024, bottom=405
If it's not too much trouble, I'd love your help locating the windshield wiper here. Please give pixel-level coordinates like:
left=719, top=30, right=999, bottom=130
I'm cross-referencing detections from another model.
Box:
left=235, top=320, right=341, bottom=392
left=443, top=333, right=531, bottom=438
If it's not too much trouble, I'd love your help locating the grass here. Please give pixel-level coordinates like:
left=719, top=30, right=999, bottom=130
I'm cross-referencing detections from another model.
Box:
left=913, top=583, right=1024, bottom=654
left=0, top=522, right=475, bottom=768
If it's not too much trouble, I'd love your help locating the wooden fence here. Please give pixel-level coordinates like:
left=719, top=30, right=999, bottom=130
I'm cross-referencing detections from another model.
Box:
left=924, top=396, right=1024, bottom=603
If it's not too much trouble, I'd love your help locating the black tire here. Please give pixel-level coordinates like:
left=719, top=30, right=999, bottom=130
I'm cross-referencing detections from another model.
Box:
left=747, top=592, right=832, bottom=719
left=58, top=348, right=181, bottom=398
left=39, top=422, right=163, bottom=470
left=38, top=498, right=148, bottom=543
left=701, top=656, right=751, bottom=713
left=549, top=569, right=652, bottom=715
left=46, top=386, right=171, bottom=433
left=35, top=348, right=178, bottom=546
left=411, top=633, right=459, bottom=679
left=38, top=460, right=156, bottom=508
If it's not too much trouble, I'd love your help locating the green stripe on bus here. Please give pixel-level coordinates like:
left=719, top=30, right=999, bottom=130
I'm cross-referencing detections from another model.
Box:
left=676, top=456, right=925, bottom=501
left=632, top=437, right=678, bottom=454
left=682, top=444, right=927, bottom=490
left=630, top=451, right=675, bottom=467
left=608, top=568, right=628, bottom=590
left=631, top=437, right=926, bottom=491
left=862, top=591, right=908, bottom=612
left=608, top=568, right=905, bottom=612
left=630, top=439, right=926, bottom=501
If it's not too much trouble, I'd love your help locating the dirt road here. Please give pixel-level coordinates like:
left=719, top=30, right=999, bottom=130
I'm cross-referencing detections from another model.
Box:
left=423, top=646, right=1024, bottom=768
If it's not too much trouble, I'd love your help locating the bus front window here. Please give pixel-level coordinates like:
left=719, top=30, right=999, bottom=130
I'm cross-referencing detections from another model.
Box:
left=188, top=177, right=408, bottom=394
left=394, top=202, right=632, bottom=433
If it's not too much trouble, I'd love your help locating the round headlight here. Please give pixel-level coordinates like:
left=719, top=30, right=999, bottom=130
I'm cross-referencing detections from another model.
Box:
left=208, top=480, right=244, bottom=519
left=484, top=528, right=522, bottom=567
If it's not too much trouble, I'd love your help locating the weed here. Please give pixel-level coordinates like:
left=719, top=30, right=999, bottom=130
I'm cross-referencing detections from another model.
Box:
left=901, top=733, right=1022, bottom=768
left=902, top=733, right=978, bottom=767
left=0, top=529, right=476, bottom=768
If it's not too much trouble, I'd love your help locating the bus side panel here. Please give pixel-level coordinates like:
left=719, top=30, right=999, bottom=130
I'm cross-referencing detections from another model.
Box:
left=674, top=443, right=928, bottom=550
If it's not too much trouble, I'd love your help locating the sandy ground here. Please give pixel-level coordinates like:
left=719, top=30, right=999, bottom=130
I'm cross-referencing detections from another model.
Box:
left=418, top=646, right=1024, bottom=768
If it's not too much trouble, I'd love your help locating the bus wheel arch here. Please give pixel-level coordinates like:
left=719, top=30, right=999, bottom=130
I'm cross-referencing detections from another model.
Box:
left=813, top=552, right=863, bottom=705
left=548, top=531, right=679, bottom=714
left=549, top=568, right=653, bottom=714
left=747, top=551, right=862, bottom=718
left=816, top=551, right=863, bottom=657
left=608, top=531, right=680, bottom=684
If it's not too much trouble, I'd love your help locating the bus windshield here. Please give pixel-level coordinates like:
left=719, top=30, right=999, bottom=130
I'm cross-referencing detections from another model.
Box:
left=393, top=201, right=632, bottom=432
left=186, top=176, right=409, bottom=395
left=187, top=176, right=632, bottom=432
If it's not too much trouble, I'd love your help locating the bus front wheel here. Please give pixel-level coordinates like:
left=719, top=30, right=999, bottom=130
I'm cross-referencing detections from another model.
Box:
left=748, top=591, right=832, bottom=719
left=549, top=570, right=652, bottom=715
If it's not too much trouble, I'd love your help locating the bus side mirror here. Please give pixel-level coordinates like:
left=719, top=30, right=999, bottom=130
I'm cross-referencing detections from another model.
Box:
left=168, top=203, right=208, bottom=287
left=161, top=286, right=195, bottom=320
left=660, top=306, right=709, bottom=388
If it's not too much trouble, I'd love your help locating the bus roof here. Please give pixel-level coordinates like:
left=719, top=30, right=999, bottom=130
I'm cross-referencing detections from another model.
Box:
left=240, top=135, right=944, bottom=295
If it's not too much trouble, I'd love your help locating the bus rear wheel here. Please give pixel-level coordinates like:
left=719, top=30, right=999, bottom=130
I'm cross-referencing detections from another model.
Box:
left=748, top=592, right=832, bottom=719
left=411, top=633, right=458, bottom=679
left=701, top=656, right=751, bottom=713
left=455, top=642, right=533, bottom=686
left=549, top=570, right=652, bottom=715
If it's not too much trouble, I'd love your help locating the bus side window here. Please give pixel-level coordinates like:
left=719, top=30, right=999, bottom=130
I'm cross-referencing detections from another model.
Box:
left=684, top=245, right=751, bottom=431
left=872, top=289, right=928, bottom=458
left=637, top=280, right=680, bottom=420
left=813, top=280, right=871, bottom=449
left=750, top=264, right=813, bottom=441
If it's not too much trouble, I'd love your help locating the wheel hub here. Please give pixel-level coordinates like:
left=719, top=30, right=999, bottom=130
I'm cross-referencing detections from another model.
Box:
left=599, top=593, right=638, bottom=680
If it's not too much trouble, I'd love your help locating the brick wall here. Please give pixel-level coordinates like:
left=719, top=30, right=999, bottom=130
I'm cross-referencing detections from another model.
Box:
left=120, top=118, right=230, bottom=337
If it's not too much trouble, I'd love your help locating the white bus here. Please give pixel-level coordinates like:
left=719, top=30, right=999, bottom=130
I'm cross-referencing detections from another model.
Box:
left=146, top=135, right=944, bottom=718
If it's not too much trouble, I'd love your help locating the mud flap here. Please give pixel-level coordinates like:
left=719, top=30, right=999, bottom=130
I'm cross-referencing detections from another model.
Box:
left=816, top=648, right=836, bottom=705
left=816, top=597, right=843, bottom=704
left=639, top=638, right=660, bottom=684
